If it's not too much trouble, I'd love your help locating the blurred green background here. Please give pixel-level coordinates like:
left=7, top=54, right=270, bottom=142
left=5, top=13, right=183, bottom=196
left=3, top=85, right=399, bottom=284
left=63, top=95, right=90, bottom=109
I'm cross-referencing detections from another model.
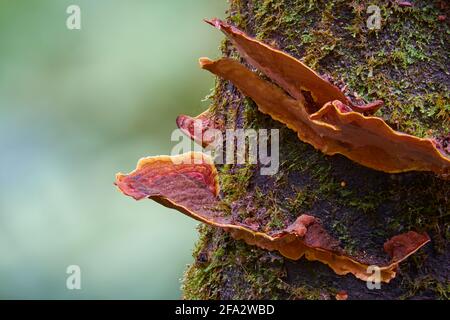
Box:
left=0, top=0, right=227, bottom=299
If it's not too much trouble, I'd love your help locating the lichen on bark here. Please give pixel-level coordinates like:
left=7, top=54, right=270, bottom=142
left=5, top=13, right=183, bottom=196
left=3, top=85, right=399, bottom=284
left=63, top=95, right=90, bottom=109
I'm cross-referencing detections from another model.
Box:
left=182, top=0, right=449, bottom=300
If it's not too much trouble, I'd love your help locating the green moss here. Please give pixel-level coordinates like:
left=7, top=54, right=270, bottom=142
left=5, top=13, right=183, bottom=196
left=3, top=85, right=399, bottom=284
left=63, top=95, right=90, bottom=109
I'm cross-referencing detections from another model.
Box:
left=331, top=221, right=359, bottom=255
left=219, top=164, right=255, bottom=204
left=289, top=285, right=333, bottom=300
left=253, top=0, right=285, bottom=40
left=182, top=226, right=223, bottom=300
left=332, top=0, right=449, bottom=137
left=266, top=204, right=285, bottom=230
left=302, top=2, right=340, bottom=68
left=229, top=0, right=246, bottom=28
left=182, top=226, right=289, bottom=299
left=400, top=275, right=450, bottom=300
left=286, top=187, right=315, bottom=213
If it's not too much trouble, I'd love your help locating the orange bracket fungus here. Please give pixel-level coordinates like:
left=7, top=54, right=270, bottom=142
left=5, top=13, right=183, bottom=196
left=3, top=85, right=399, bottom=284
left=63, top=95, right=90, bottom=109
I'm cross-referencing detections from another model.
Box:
left=336, top=291, right=349, bottom=301
left=115, top=152, right=430, bottom=283
left=114, top=18, right=441, bottom=286
left=196, top=19, right=450, bottom=179
left=176, top=110, right=220, bottom=148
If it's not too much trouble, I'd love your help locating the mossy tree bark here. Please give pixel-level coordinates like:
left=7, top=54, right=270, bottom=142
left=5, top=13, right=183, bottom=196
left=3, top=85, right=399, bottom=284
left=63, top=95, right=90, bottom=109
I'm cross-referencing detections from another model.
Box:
left=182, top=0, right=449, bottom=300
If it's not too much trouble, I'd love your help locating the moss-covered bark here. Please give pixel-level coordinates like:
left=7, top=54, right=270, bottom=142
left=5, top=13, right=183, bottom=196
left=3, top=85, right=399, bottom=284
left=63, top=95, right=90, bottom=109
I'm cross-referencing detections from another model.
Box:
left=182, top=0, right=449, bottom=300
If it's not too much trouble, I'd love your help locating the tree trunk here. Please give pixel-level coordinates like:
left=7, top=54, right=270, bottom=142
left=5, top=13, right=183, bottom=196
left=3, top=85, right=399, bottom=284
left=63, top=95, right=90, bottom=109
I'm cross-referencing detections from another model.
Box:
left=182, top=0, right=449, bottom=300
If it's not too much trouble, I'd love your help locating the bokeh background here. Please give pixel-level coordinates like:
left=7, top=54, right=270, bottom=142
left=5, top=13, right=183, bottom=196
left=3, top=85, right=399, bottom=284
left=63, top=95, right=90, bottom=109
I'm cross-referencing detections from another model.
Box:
left=0, top=0, right=227, bottom=299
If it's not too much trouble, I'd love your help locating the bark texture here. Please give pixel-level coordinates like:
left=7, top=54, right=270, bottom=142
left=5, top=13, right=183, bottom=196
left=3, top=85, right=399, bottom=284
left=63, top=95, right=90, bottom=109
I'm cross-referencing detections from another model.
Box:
left=182, top=0, right=449, bottom=300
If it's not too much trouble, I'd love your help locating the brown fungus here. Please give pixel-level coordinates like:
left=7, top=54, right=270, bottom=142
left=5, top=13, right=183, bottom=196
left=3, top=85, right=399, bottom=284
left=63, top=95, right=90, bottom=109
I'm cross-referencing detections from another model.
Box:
left=115, top=152, right=430, bottom=283
left=176, top=110, right=219, bottom=148
left=205, top=18, right=384, bottom=114
left=336, top=291, right=349, bottom=301
left=197, top=19, right=450, bottom=178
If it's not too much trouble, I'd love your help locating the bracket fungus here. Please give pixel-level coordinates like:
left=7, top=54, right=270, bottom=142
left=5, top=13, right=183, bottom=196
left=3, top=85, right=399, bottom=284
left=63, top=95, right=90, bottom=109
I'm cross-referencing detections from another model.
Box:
left=198, top=19, right=450, bottom=179
left=176, top=110, right=220, bottom=148
left=115, top=152, right=430, bottom=283
left=114, top=18, right=441, bottom=287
